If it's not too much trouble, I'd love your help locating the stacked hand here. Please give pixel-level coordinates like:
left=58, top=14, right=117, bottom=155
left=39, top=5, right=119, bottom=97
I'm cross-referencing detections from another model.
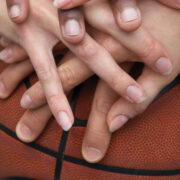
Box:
left=0, top=0, right=179, bottom=163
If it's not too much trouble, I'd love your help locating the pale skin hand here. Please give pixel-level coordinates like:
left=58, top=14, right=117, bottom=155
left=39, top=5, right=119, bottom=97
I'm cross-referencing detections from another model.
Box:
left=1, top=0, right=180, bottom=162
left=3, top=0, right=138, bottom=132
left=5, top=0, right=179, bottom=77
left=5, top=0, right=174, bottom=77
left=0, top=0, right=76, bottom=131
left=6, top=0, right=180, bottom=30
left=1, top=0, right=175, bottom=109
left=84, top=0, right=180, bottom=162
left=1, top=0, right=158, bottom=113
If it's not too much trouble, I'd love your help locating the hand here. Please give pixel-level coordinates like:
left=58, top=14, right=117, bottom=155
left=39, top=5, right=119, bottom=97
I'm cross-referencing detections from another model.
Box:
left=0, top=31, right=131, bottom=143
left=1, top=0, right=81, bottom=131
left=1, top=0, right=152, bottom=119
left=1, top=0, right=180, bottom=163
left=83, top=0, right=180, bottom=162
left=3, top=0, right=174, bottom=107
left=20, top=0, right=180, bottom=163
left=5, top=0, right=173, bottom=92
left=54, top=0, right=176, bottom=88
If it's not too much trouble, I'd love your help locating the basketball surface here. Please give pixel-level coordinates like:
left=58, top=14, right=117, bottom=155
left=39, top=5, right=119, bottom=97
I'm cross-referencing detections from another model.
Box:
left=0, top=61, right=180, bottom=180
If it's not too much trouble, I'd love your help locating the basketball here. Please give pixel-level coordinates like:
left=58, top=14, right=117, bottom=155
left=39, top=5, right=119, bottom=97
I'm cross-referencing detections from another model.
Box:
left=0, top=61, right=180, bottom=180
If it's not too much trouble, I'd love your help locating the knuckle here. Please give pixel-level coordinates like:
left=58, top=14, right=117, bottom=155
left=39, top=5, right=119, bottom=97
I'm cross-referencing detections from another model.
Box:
left=87, top=126, right=107, bottom=142
left=95, top=98, right=112, bottom=115
left=59, top=66, right=76, bottom=88
left=101, top=37, right=117, bottom=54
left=140, top=38, right=156, bottom=59
left=47, top=93, right=60, bottom=108
left=77, top=41, right=98, bottom=60
left=37, top=66, right=53, bottom=83
left=133, top=104, right=148, bottom=116
left=109, top=73, right=128, bottom=92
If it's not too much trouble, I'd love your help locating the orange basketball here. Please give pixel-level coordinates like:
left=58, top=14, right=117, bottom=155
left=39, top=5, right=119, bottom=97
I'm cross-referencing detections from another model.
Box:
left=0, top=61, right=180, bottom=180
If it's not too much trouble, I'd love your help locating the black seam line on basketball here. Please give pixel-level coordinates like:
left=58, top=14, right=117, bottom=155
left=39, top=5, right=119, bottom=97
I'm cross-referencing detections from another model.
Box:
left=153, top=75, right=180, bottom=102
left=0, top=123, right=58, bottom=158
left=73, top=117, right=87, bottom=127
left=54, top=84, right=82, bottom=180
left=4, top=177, right=36, bottom=180
left=63, top=155, right=180, bottom=176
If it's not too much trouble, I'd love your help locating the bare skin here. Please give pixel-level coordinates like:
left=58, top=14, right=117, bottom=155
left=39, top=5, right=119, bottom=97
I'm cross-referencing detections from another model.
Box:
left=1, top=0, right=180, bottom=163
left=1, top=0, right=172, bottom=133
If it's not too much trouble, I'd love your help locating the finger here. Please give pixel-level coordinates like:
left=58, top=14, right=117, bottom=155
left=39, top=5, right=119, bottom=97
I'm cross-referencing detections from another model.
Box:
left=84, top=1, right=172, bottom=76
left=157, top=0, right=180, bottom=9
left=69, top=34, right=147, bottom=104
left=113, top=0, right=141, bottom=32
left=20, top=52, right=93, bottom=109
left=23, top=36, right=74, bottom=131
left=107, top=66, right=179, bottom=133
left=20, top=30, right=126, bottom=109
left=59, top=8, right=85, bottom=43
left=21, top=32, right=134, bottom=110
left=82, top=63, right=132, bottom=163
left=0, top=43, right=27, bottom=64
left=0, top=60, right=33, bottom=99
left=82, top=80, right=117, bottom=163
left=53, top=0, right=90, bottom=9
left=0, top=36, right=11, bottom=48
left=127, top=29, right=173, bottom=76
left=16, top=105, right=51, bottom=143
left=6, top=0, right=29, bottom=23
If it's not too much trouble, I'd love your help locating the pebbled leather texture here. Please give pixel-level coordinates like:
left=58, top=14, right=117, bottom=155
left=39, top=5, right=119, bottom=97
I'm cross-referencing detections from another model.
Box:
left=0, top=62, right=179, bottom=180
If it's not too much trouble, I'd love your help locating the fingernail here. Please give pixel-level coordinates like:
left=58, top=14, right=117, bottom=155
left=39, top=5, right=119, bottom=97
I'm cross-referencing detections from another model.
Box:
left=19, top=123, right=33, bottom=139
left=9, top=5, right=21, bottom=18
left=20, top=94, right=32, bottom=109
left=53, top=0, right=72, bottom=8
left=83, top=147, right=102, bottom=163
left=63, top=19, right=81, bottom=36
left=0, top=81, right=5, bottom=96
left=57, top=111, right=72, bottom=131
left=126, top=86, right=146, bottom=104
left=53, top=0, right=58, bottom=7
left=109, top=115, right=128, bottom=133
left=121, top=8, right=138, bottom=22
left=155, top=57, right=172, bottom=75
left=0, top=48, right=12, bottom=61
